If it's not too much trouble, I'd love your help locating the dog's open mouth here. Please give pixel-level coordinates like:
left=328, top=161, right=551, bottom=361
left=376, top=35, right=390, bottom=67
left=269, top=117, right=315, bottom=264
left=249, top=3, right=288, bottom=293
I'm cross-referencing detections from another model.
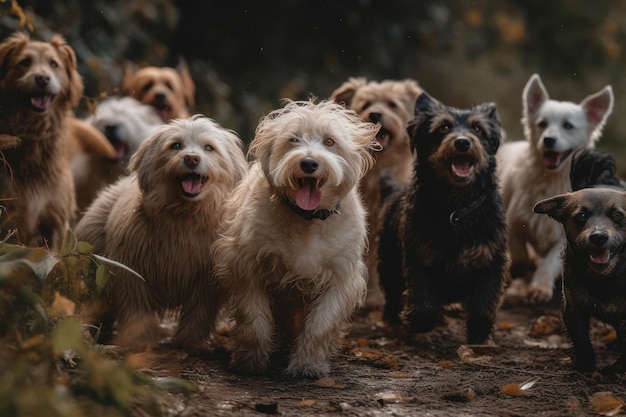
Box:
left=543, top=150, right=571, bottom=170
left=451, top=156, right=474, bottom=181
left=375, top=128, right=391, bottom=151
left=179, top=173, right=206, bottom=197
left=152, top=101, right=170, bottom=121
left=30, top=93, right=54, bottom=112
left=589, top=248, right=611, bottom=265
left=295, top=177, right=323, bottom=210
left=108, top=139, right=129, bottom=160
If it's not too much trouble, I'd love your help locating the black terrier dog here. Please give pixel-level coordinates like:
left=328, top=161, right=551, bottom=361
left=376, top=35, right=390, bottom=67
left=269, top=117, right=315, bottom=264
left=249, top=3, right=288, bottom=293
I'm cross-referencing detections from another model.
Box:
left=570, top=149, right=625, bottom=192
left=378, top=92, right=509, bottom=344
left=534, top=187, right=626, bottom=373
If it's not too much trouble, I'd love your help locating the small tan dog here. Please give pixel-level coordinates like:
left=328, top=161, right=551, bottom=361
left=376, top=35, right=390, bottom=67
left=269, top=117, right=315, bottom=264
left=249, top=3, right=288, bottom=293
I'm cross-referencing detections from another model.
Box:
left=330, top=77, right=421, bottom=308
left=212, top=100, right=379, bottom=378
left=0, top=32, right=83, bottom=249
left=72, top=96, right=163, bottom=213
left=120, top=60, right=195, bottom=122
left=75, top=115, right=248, bottom=349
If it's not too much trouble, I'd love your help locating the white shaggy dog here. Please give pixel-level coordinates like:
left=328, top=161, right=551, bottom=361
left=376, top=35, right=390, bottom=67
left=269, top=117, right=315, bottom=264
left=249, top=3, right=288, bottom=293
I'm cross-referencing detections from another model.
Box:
left=75, top=115, right=248, bottom=349
left=212, top=100, right=379, bottom=378
left=73, top=96, right=163, bottom=213
left=498, top=74, right=614, bottom=303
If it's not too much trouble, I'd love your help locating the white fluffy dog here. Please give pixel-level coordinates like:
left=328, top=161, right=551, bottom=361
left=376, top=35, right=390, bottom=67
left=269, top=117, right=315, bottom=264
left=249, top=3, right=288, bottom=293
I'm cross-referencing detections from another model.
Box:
left=75, top=115, right=248, bottom=349
left=73, top=96, right=163, bottom=213
left=498, top=74, right=614, bottom=303
left=212, top=100, right=379, bottom=378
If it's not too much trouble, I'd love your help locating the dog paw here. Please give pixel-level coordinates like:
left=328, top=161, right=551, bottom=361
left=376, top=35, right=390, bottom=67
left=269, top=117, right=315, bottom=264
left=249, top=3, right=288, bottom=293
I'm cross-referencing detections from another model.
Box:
left=230, top=350, right=269, bottom=375
left=526, top=284, right=553, bottom=304
left=284, top=361, right=330, bottom=379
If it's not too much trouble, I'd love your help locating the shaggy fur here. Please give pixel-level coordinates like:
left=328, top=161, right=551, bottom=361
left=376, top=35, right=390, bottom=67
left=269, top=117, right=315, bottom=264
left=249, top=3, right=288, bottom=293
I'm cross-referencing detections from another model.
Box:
left=0, top=32, right=83, bottom=249
left=378, top=92, right=508, bottom=344
left=212, top=100, right=379, bottom=378
left=498, top=74, right=614, bottom=303
left=120, top=60, right=195, bottom=122
left=534, top=188, right=626, bottom=373
left=74, top=115, right=248, bottom=349
left=330, top=77, right=421, bottom=308
left=72, top=96, right=163, bottom=213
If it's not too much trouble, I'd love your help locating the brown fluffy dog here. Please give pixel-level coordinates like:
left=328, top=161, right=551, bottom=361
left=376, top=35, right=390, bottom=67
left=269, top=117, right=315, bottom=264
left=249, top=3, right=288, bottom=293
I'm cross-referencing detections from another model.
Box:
left=0, top=32, right=83, bottom=249
left=330, top=77, right=421, bottom=307
left=120, top=60, right=195, bottom=122
left=74, top=115, right=248, bottom=349
left=212, top=100, right=379, bottom=378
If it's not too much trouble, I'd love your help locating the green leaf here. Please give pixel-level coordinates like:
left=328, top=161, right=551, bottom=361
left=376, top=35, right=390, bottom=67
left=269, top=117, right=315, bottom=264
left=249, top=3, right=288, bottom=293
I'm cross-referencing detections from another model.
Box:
left=95, top=264, right=108, bottom=293
left=52, top=318, right=84, bottom=353
left=76, top=241, right=92, bottom=255
left=59, top=230, right=76, bottom=257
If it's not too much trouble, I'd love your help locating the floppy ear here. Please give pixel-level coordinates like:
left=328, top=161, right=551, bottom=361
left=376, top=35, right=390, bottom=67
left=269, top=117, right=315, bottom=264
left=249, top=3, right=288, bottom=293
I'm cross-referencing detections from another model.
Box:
left=50, top=34, right=83, bottom=107
left=176, top=57, right=196, bottom=109
left=329, top=77, right=367, bottom=106
left=128, top=130, right=161, bottom=192
left=0, top=32, right=28, bottom=81
left=533, top=194, right=571, bottom=224
left=522, top=73, right=548, bottom=118
left=477, top=102, right=501, bottom=154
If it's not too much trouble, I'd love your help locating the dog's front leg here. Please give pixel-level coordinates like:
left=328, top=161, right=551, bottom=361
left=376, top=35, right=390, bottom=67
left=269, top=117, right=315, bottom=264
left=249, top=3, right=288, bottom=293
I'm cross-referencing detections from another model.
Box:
left=466, top=271, right=503, bottom=344
left=529, top=244, right=562, bottom=303
left=229, top=282, right=275, bottom=375
left=562, top=304, right=595, bottom=372
left=286, top=273, right=365, bottom=378
left=406, top=268, right=441, bottom=334
left=171, top=281, right=223, bottom=350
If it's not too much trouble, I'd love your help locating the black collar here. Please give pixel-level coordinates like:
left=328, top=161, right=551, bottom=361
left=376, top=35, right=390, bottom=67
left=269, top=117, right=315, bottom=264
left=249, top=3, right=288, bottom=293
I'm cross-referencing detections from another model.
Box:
left=448, top=191, right=491, bottom=226
left=285, top=198, right=340, bottom=221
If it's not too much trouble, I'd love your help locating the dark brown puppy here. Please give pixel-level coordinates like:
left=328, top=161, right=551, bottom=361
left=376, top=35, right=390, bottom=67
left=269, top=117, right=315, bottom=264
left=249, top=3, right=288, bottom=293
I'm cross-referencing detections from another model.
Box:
left=534, top=187, right=626, bottom=373
left=378, top=92, right=508, bottom=344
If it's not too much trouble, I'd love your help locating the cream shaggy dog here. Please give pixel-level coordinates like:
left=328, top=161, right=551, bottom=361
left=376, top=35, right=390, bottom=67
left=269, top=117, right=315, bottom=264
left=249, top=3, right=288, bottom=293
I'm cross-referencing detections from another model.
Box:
left=75, top=115, right=248, bottom=349
left=73, top=96, right=163, bottom=213
left=498, top=74, right=613, bottom=303
left=330, top=77, right=421, bottom=308
left=212, top=99, right=379, bottom=378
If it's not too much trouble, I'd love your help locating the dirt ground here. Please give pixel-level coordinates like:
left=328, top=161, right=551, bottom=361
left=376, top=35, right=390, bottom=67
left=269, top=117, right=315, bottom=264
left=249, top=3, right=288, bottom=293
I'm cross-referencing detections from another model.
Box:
left=141, top=280, right=626, bottom=417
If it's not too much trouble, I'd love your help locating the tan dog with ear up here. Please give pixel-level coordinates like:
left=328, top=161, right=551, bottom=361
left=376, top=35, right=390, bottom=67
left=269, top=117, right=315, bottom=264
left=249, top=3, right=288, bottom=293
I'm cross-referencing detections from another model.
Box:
left=120, top=60, right=195, bottom=122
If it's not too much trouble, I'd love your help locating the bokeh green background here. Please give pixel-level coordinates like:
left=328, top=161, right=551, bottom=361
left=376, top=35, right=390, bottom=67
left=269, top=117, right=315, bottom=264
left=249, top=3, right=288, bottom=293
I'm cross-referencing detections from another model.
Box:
left=4, top=0, right=626, bottom=172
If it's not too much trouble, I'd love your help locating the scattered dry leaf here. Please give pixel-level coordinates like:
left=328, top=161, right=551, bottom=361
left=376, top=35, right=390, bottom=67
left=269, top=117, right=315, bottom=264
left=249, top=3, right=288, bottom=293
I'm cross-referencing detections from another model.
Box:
left=457, top=345, right=492, bottom=363
left=499, top=320, right=515, bottom=330
left=590, top=392, right=626, bottom=416
left=528, top=315, right=561, bottom=337
left=357, top=338, right=369, bottom=347
left=500, top=379, right=537, bottom=396
left=438, top=359, right=455, bottom=368
left=297, top=399, right=316, bottom=408
left=314, top=377, right=346, bottom=389
left=442, top=388, right=476, bottom=402
left=601, top=329, right=618, bottom=342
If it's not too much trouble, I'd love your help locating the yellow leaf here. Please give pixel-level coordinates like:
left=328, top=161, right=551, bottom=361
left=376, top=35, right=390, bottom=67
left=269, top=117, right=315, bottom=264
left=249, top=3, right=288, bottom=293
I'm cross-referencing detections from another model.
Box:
left=499, top=321, right=515, bottom=330
left=297, top=399, right=316, bottom=408
left=601, top=329, right=617, bottom=342
left=589, top=392, right=626, bottom=416
left=438, top=359, right=455, bottom=368
left=500, top=383, right=526, bottom=396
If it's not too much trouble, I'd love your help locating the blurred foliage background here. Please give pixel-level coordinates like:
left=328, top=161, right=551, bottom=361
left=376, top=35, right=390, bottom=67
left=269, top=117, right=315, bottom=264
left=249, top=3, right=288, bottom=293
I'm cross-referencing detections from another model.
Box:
left=2, top=0, right=626, bottom=171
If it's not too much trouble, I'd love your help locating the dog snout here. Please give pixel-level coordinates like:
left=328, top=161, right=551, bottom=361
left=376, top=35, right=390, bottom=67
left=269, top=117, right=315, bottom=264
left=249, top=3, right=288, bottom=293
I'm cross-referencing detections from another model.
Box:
left=589, top=231, right=609, bottom=247
left=35, top=74, right=49, bottom=88
left=369, top=112, right=382, bottom=124
left=300, top=157, right=319, bottom=174
left=184, top=154, right=200, bottom=168
left=154, top=92, right=167, bottom=102
left=454, top=137, right=471, bottom=152
left=104, top=124, right=119, bottom=140
left=543, top=136, right=556, bottom=149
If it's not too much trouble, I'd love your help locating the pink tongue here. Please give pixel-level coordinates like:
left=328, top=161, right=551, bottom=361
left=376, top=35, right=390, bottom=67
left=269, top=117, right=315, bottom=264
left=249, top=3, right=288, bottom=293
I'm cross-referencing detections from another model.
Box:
left=295, top=179, right=321, bottom=210
left=544, top=152, right=559, bottom=168
left=114, top=143, right=126, bottom=159
left=590, top=249, right=610, bottom=264
left=31, top=96, right=49, bottom=110
left=452, top=161, right=472, bottom=177
left=156, top=109, right=169, bottom=121
left=182, top=177, right=202, bottom=194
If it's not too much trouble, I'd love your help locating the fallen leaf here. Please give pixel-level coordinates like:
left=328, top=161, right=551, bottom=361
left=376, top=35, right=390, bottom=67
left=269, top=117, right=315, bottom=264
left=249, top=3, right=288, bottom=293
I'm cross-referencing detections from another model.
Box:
left=314, top=377, right=345, bottom=388
left=442, top=388, right=476, bottom=402
left=438, top=359, right=455, bottom=368
left=589, top=392, right=626, bottom=416
left=601, top=329, right=617, bottom=342
left=297, top=399, right=316, bottom=408
left=499, top=320, right=516, bottom=330
left=500, top=379, right=537, bottom=396
left=457, top=345, right=491, bottom=363
left=528, top=315, right=561, bottom=336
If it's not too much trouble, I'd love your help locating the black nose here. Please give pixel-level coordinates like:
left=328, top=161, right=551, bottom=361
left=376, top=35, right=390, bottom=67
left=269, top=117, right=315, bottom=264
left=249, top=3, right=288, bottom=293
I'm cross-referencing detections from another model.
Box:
left=589, top=231, right=609, bottom=247
left=300, top=157, right=319, bottom=174
left=184, top=154, right=200, bottom=167
left=369, top=112, right=382, bottom=124
left=154, top=92, right=167, bottom=101
left=544, top=137, right=556, bottom=148
left=35, top=74, right=49, bottom=88
left=454, top=137, right=471, bottom=152
left=104, top=124, right=119, bottom=140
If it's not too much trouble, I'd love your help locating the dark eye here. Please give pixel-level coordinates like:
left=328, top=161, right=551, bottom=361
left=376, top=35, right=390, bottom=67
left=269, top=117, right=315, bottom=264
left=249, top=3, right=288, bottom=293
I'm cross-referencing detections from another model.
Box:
left=472, top=124, right=483, bottom=135
left=387, top=101, right=397, bottom=109
left=18, top=57, right=31, bottom=67
left=360, top=102, right=372, bottom=112
left=612, top=211, right=624, bottom=222
left=324, top=137, right=335, bottom=147
left=142, top=82, right=154, bottom=92
left=170, top=142, right=181, bottom=150
left=205, top=144, right=213, bottom=151
left=50, top=60, right=58, bottom=68
left=537, top=120, right=547, bottom=129
left=563, top=121, right=573, bottom=130
left=165, top=82, right=173, bottom=91
left=575, top=211, right=588, bottom=223
left=289, top=137, right=299, bottom=144
left=439, top=123, right=451, bottom=134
